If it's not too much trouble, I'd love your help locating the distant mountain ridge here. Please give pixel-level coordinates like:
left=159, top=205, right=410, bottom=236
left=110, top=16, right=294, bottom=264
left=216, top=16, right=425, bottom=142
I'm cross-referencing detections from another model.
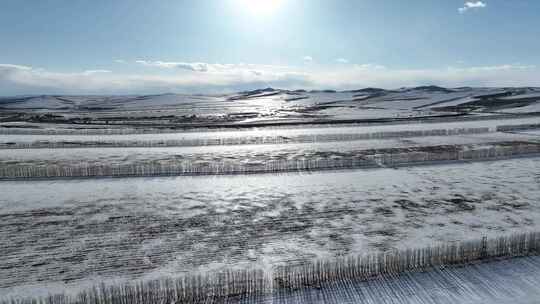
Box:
left=3, top=86, right=540, bottom=100
left=234, top=86, right=540, bottom=96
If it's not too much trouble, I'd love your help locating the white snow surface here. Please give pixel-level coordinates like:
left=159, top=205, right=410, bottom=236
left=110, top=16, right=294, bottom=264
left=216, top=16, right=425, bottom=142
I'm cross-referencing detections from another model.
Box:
left=1, top=158, right=540, bottom=297
left=2, top=87, right=540, bottom=300
left=2, top=87, right=539, bottom=127
left=254, top=256, right=540, bottom=304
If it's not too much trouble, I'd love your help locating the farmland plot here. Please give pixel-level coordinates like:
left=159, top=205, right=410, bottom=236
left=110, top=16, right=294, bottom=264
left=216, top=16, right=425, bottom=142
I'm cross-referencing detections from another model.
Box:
left=2, top=87, right=540, bottom=301
left=2, top=157, right=540, bottom=298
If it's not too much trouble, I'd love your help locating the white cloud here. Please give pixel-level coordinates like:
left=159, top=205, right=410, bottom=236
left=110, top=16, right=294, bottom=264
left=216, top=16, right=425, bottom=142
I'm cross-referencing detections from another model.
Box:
left=135, top=60, right=299, bottom=77
left=0, top=63, right=310, bottom=95
left=354, top=63, right=387, bottom=71
left=0, top=62, right=538, bottom=95
left=136, top=60, right=210, bottom=72
left=114, top=59, right=126, bottom=64
left=447, top=64, right=536, bottom=72
left=83, top=70, right=112, bottom=75
left=336, top=58, right=349, bottom=64
left=459, top=1, right=487, bottom=13
left=308, top=64, right=537, bottom=89
left=0, top=64, right=32, bottom=71
left=303, top=56, right=313, bottom=63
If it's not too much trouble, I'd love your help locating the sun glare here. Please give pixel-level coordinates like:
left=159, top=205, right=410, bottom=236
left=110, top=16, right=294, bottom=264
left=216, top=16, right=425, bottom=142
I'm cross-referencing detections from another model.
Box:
left=235, top=0, right=285, bottom=16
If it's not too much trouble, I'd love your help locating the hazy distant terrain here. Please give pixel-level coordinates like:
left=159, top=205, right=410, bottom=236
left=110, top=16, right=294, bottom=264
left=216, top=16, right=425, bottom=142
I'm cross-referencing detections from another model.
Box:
left=1, top=86, right=539, bottom=133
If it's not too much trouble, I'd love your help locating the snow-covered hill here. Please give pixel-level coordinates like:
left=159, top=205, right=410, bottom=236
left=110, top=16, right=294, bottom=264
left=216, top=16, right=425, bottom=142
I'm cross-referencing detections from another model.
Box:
left=1, top=87, right=539, bottom=132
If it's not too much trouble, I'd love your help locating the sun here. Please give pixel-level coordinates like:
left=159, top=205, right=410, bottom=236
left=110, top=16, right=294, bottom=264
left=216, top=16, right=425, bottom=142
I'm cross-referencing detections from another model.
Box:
left=234, top=0, right=285, bottom=16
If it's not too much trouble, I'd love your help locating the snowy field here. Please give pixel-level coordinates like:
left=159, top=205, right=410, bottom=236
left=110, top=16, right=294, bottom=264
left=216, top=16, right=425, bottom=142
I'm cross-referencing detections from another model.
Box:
left=1, top=115, right=539, bottom=179
left=2, top=158, right=540, bottom=297
left=1, top=116, right=540, bottom=149
left=1, top=86, right=540, bottom=300
left=263, top=256, right=540, bottom=304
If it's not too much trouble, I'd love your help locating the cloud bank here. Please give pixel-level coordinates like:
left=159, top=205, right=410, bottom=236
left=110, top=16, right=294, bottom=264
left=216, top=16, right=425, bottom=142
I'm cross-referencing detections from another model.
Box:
left=459, top=1, right=487, bottom=13
left=0, top=62, right=538, bottom=96
left=136, top=60, right=211, bottom=72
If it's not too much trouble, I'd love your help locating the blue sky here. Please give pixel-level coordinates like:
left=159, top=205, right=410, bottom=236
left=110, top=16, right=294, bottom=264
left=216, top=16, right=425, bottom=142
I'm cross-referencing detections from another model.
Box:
left=1, top=0, right=539, bottom=95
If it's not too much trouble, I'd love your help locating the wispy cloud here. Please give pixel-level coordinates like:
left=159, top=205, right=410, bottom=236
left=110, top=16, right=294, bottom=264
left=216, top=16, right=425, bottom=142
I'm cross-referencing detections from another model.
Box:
left=0, top=63, right=309, bottom=95
left=311, top=64, right=537, bottom=89
left=114, top=59, right=126, bottom=64
left=83, top=70, right=112, bottom=75
left=447, top=64, right=536, bottom=72
left=354, top=63, right=387, bottom=70
left=336, top=58, right=349, bottom=64
left=459, top=1, right=487, bottom=13
left=303, top=56, right=313, bottom=63
left=0, top=62, right=538, bottom=95
left=136, top=60, right=210, bottom=72
left=0, top=64, right=32, bottom=71
left=135, top=60, right=294, bottom=76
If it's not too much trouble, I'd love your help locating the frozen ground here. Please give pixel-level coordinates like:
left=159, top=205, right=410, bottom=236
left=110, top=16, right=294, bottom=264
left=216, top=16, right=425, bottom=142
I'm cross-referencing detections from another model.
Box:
left=1, top=115, right=539, bottom=179
left=2, top=158, right=540, bottom=297
left=1, top=86, right=540, bottom=300
left=1, top=116, right=539, bottom=149
left=262, top=256, right=540, bottom=304
left=0, top=132, right=536, bottom=166
left=1, top=87, right=539, bottom=133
